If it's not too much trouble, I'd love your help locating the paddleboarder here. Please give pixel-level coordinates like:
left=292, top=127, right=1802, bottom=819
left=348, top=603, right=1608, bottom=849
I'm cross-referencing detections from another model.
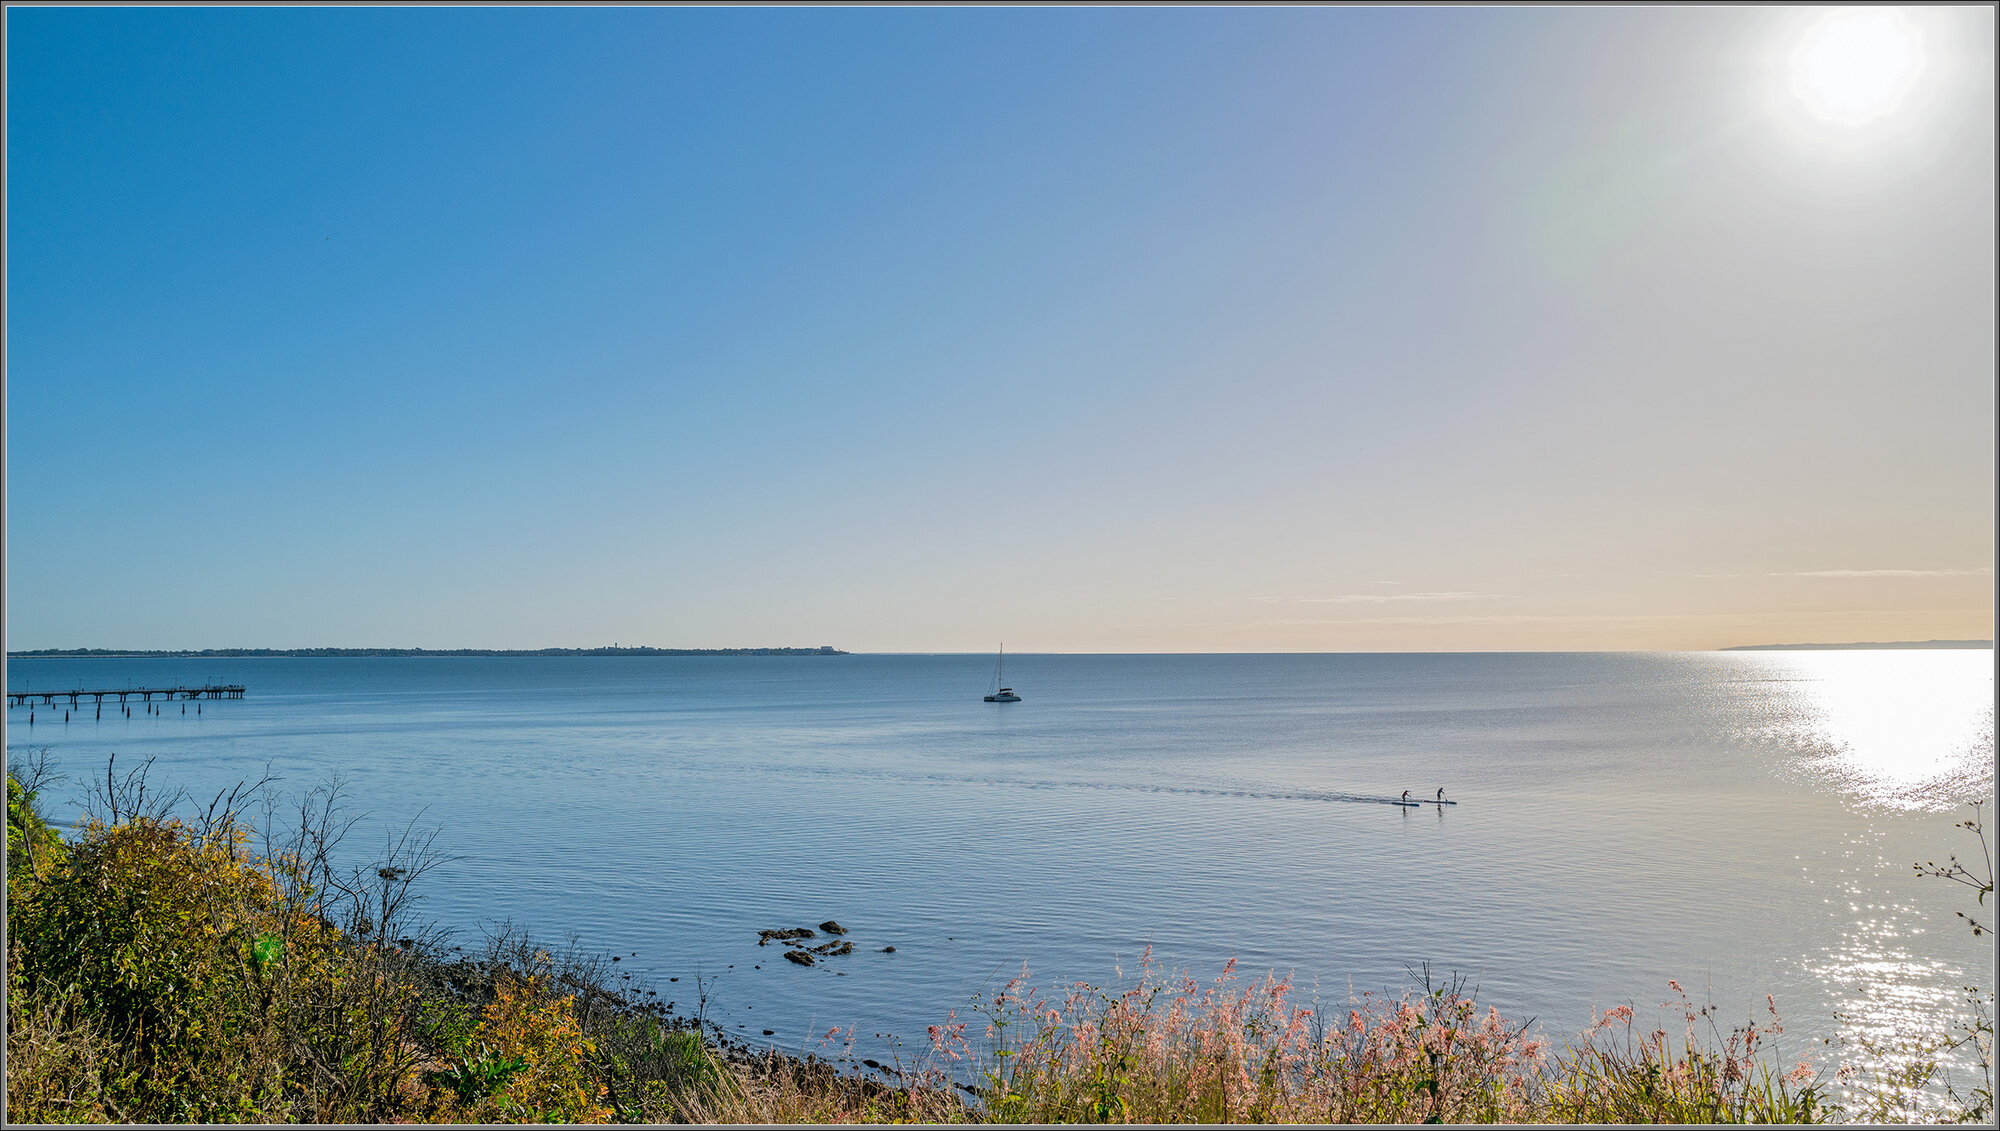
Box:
left=1436, top=788, right=1446, bottom=803
left=1401, top=790, right=1410, bottom=804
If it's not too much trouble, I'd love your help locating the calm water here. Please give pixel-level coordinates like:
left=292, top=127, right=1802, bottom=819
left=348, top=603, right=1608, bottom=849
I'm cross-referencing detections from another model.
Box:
left=6, top=651, right=1993, bottom=1094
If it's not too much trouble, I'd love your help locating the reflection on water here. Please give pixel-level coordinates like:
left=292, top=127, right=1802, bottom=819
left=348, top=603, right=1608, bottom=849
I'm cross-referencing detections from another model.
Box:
left=1753, top=651, right=1994, bottom=811
left=1807, top=826, right=1990, bottom=1117
left=1751, top=652, right=1995, bottom=1113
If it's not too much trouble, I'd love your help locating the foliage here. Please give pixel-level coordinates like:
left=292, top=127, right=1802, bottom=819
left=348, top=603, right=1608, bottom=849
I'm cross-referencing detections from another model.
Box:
left=6, top=949, right=116, bottom=1124
left=874, top=959, right=1838, bottom=1126
left=10, top=816, right=296, bottom=1120
left=7, top=760, right=68, bottom=887
left=425, top=1046, right=529, bottom=1106
left=1916, top=802, right=1994, bottom=938
left=1540, top=986, right=1829, bottom=1123
left=4, top=762, right=467, bottom=1122
left=923, top=956, right=1546, bottom=1124
left=450, top=971, right=614, bottom=1123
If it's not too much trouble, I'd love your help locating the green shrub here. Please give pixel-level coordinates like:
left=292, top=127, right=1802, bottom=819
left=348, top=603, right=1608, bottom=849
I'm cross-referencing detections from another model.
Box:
left=10, top=816, right=295, bottom=1120
left=7, top=770, right=67, bottom=887
left=5, top=773, right=450, bottom=1123
left=442, top=971, right=612, bottom=1123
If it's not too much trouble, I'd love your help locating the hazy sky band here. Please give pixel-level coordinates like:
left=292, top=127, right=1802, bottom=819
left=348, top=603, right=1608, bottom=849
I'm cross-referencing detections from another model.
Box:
left=6, top=7, right=1993, bottom=651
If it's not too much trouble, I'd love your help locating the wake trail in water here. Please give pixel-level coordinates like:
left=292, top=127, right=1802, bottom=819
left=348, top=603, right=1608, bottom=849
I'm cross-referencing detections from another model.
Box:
left=693, top=758, right=1429, bottom=808
left=921, top=774, right=1420, bottom=807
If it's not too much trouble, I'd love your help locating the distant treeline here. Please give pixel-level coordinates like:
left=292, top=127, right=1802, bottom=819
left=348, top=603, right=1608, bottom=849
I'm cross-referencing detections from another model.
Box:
left=8, top=646, right=847, bottom=658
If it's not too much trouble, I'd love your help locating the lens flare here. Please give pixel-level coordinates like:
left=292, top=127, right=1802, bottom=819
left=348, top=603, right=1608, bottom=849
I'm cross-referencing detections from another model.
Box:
left=1789, top=9, right=1926, bottom=125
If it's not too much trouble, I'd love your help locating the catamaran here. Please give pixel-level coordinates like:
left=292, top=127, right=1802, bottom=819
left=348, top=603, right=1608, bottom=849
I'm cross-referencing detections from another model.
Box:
left=983, top=644, right=1021, bottom=702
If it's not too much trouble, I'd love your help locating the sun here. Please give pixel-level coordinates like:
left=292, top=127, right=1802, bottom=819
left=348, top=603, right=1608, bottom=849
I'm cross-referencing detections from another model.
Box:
left=1789, top=9, right=1927, bottom=125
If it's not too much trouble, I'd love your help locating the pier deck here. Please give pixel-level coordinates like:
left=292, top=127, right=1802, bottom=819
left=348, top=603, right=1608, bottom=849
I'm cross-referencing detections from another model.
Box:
left=8, top=685, right=245, bottom=708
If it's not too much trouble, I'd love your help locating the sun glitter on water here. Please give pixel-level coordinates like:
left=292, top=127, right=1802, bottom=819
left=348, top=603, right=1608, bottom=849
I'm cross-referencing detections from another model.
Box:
left=1779, top=650, right=1994, bottom=811
left=1788, top=8, right=1927, bottom=126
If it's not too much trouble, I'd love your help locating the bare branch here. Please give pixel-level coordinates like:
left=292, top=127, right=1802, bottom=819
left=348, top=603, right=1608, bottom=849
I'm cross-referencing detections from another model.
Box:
left=6, top=745, right=62, bottom=797
left=81, top=753, right=188, bottom=825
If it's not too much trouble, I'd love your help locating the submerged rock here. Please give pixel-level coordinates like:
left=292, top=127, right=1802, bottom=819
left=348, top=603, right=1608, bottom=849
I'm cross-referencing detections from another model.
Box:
left=783, top=949, right=815, bottom=966
left=819, top=920, right=848, bottom=935
left=758, top=927, right=817, bottom=946
left=881, top=946, right=896, bottom=953
left=811, top=940, right=853, bottom=957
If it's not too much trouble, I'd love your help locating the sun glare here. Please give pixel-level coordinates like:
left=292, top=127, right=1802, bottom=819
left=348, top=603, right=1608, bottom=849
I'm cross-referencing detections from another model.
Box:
left=1789, top=9, right=1927, bottom=125
left=1780, top=651, right=1994, bottom=811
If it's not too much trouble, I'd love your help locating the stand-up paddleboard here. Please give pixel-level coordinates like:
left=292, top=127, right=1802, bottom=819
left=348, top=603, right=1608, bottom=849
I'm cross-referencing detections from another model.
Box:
left=1392, top=800, right=1421, bottom=807
left=1423, top=799, right=1458, bottom=805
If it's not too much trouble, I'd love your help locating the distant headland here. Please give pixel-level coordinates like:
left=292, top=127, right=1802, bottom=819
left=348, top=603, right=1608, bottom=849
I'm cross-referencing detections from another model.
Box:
left=1721, top=639, right=1992, bottom=651
left=7, top=646, right=847, bottom=658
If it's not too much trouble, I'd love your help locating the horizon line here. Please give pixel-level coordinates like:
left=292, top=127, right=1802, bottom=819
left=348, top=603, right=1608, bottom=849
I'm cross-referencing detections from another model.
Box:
left=7, top=639, right=1993, bottom=659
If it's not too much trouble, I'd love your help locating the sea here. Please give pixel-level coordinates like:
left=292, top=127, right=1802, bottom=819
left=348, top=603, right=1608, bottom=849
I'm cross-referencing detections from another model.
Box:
left=5, top=650, right=1993, bottom=1100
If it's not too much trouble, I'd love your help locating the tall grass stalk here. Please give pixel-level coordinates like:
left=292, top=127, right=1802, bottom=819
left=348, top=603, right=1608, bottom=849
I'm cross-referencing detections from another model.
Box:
left=921, top=955, right=1540, bottom=1123
left=1539, top=986, right=1830, bottom=1123
left=898, top=958, right=1839, bottom=1125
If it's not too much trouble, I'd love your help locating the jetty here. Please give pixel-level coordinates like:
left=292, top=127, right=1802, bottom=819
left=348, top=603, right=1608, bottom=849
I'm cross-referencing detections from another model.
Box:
left=8, top=684, right=245, bottom=708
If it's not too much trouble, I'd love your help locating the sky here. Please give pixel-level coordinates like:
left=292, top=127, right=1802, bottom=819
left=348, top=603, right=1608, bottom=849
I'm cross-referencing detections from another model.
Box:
left=6, top=6, right=1994, bottom=653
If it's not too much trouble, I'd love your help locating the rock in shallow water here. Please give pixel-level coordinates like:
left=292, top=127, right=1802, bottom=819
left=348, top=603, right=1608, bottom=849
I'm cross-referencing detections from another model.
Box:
left=819, top=920, right=848, bottom=935
left=783, top=949, right=815, bottom=966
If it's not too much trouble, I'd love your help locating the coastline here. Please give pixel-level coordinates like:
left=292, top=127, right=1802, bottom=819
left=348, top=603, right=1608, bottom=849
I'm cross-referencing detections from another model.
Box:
left=1720, top=639, right=1993, bottom=651
left=7, top=646, right=848, bottom=659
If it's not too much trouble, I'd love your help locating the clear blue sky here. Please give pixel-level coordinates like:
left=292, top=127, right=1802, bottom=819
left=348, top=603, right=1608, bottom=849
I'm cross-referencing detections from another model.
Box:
left=7, top=6, right=1993, bottom=651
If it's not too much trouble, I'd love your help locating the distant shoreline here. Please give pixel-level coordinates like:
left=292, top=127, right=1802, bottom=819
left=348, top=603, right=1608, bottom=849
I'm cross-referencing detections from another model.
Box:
left=8, top=643, right=1992, bottom=658
left=1720, top=639, right=1993, bottom=651
left=6, top=646, right=847, bottom=658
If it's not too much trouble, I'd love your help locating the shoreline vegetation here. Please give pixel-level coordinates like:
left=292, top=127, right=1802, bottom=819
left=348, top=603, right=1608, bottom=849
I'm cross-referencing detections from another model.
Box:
left=6, top=754, right=1992, bottom=1124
